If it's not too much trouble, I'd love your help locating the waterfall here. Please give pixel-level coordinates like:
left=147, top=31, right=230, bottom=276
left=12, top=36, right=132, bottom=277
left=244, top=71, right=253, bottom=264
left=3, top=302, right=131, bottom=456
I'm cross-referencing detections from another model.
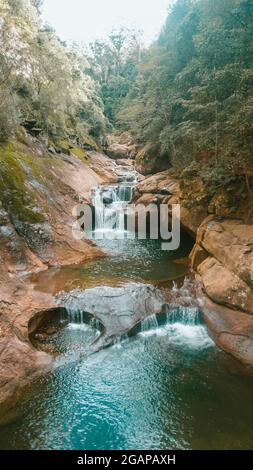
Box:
left=166, top=306, right=201, bottom=325
left=66, top=307, right=85, bottom=324
left=91, top=170, right=136, bottom=236
left=93, top=187, right=104, bottom=229
left=116, top=185, right=133, bottom=202
left=141, top=314, right=159, bottom=332
left=139, top=307, right=213, bottom=348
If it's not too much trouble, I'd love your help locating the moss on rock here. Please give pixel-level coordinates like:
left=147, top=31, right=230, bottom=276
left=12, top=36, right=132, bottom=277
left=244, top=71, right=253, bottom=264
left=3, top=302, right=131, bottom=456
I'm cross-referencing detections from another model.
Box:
left=0, top=142, right=45, bottom=224
left=71, top=147, right=90, bottom=162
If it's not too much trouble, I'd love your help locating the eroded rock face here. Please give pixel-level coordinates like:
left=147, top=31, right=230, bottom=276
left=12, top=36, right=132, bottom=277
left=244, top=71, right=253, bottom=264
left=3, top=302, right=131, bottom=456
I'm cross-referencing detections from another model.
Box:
left=191, top=218, right=253, bottom=365
left=200, top=220, right=253, bottom=288
left=133, top=170, right=207, bottom=236
left=201, top=297, right=253, bottom=368
left=134, top=170, right=179, bottom=197
left=59, top=283, right=168, bottom=350
left=198, top=257, right=253, bottom=314
left=0, top=273, right=56, bottom=414
left=105, top=133, right=140, bottom=161
left=107, top=143, right=130, bottom=160
left=0, top=138, right=123, bottom=276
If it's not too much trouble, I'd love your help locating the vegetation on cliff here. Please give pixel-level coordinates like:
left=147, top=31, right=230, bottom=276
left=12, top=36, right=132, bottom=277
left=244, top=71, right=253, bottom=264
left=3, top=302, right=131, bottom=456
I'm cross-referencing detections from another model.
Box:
left=0, top=0, right=107, bottom=143
left=116, top=0, right=253, bottom=201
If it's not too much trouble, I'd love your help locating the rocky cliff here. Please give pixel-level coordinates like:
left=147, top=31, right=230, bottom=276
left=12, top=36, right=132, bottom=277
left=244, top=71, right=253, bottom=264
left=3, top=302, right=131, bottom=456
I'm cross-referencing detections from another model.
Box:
left=132, top=164, right=253, bottom=369
left=0, top=129, right=122, bottom=414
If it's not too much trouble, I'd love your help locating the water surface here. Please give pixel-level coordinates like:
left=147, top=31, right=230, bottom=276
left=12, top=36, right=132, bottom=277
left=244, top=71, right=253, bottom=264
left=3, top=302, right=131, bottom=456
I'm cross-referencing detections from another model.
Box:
left=2, top=174, right=253, bottom=451
left=1, top=318, right=253, bottom=450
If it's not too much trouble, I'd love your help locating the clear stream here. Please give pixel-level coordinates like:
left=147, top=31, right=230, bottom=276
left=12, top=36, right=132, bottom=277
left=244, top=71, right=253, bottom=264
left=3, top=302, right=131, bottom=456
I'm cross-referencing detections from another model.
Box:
left=1, top=168, right=253, bottom=450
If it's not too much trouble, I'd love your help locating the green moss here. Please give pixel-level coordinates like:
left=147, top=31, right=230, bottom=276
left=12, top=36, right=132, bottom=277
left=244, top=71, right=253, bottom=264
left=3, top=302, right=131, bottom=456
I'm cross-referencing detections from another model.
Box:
left=81, top=134, right=99, bottom=151
left=71, top=147, right=90, bottom=162
left=58, top=140, right=71, bottom=151
left=0, top=142, right=45, bottom=224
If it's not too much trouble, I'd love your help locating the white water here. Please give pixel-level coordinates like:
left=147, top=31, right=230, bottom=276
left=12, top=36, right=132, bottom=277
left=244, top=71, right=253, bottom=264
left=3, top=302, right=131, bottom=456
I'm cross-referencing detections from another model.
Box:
left=139, top=307, right=214, bottom=350
left=91, top=168, right=136, bottom=237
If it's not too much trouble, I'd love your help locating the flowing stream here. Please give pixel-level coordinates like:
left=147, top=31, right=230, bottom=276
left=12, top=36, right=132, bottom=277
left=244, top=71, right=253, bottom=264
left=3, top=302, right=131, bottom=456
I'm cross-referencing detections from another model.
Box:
left=1, top=165, right=253, bottom=450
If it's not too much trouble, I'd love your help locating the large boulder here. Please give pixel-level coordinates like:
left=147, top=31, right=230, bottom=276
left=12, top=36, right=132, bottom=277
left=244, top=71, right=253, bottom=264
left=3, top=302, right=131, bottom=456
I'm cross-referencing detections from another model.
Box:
left=198, top=257, right=253, bottom=314
left=0, top=277, right=55, bottom=417
left=134, top=170, right=179, bottom=197
left=60, top=283, right=167, bottom=350
left=106, top=143, right=130, bottom=160
left=198, top=220, right=253, bottom=289
left=202, top=297, right=253, bottom=368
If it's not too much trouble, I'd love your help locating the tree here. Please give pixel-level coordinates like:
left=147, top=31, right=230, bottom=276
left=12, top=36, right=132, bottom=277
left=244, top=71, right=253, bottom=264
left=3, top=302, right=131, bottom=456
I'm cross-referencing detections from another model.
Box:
left=88, top=27, right=143, bottom=124
left=117, top=0, right=253, bottom=198
left=0, top=0, right=107, bottom=142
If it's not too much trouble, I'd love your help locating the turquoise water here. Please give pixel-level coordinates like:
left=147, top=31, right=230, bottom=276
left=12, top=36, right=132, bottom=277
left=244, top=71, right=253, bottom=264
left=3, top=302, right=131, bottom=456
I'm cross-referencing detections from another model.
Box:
left=1, top=318, right=253, bottom=450
left=1, top=177, right=253, bottom=450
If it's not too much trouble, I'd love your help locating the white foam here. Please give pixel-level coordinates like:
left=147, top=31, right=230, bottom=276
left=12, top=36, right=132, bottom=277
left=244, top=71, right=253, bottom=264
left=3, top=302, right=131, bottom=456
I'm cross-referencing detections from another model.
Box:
left=67, top=323, right=94, bottom=332
left=139, top=323, right=214, bottom=349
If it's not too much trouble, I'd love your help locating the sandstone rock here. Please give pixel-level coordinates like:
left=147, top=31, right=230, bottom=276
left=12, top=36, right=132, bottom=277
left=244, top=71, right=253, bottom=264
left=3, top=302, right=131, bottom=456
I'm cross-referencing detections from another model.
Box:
left=134, top=170, right=179, bottom=196
left=133, top=170, right=207, bottom=236
left=198, top=257, right=253, bottom=314
left=129, top=144, right=142, bottom=159
left=199, top=220, right=253, bottom=289
left=0, top=276, right=56, bottom=413
left=202, top=297, right=253, bottom=369
left=116, top=159, right=135, bottom=167
left=190, top=243, right=209, bottom=270
left=180, top=205, right=208, bottom=237
left=135, top=193, right=164, bottom=206
left=60, top=283, right=167, bottom=350
left=106, top=143, right=130, bottom=160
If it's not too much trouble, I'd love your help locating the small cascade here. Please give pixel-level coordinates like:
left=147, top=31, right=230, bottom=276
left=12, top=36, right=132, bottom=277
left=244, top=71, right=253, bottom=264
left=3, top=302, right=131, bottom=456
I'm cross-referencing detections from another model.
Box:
left=64, top=297, right=103, bottom=332
left=112, top=334, right=129, bottom=349
left=141, top=314, right=159, bottom=332
left=66, top=307, right=86, bottom=324
left=91, top=165, right=138, bottom=236
left=93, top=187, right=104, bottom=229
left=116, top=185, right=133, bottom=202
left=138, top=306, right=213, bottom=348
left=166, top=306, right=201, bottom=325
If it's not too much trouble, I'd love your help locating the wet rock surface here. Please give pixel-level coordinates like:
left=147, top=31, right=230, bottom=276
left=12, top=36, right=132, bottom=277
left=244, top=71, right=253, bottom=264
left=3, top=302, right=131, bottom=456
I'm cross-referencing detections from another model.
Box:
left=132, top=162, right=253, bottom=366
left=0, top=134, right=142, bottom=410
left=0, top=269, right=55, bottom=414
left=59, top=283, right=168, bottom=351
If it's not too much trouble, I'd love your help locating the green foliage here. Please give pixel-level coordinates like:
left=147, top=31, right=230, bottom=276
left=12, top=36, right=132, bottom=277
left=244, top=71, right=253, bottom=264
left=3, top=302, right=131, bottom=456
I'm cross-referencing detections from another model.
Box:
left=117, top=0, right=253, bottom=190
left=88, top=27, right=142, bottom=124
left=200, top=160, right=238, bottom=193
left=0, top=0, right=107, bottom=142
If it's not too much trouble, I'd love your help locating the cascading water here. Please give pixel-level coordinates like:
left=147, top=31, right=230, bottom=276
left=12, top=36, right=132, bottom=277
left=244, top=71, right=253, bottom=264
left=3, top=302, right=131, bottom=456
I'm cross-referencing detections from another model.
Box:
left=141, top=314, right=159, bottom=332
left=4, top=164, right=253, bottom=451
left=91, top=167, right=136, bottom=236
left=166, top=306, right=201, bottom=325
left=4, top=162, right=253, bottom=451
left=116, top=184, right=133, bottom=202
left=139, top=306, right=213, bottom=349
